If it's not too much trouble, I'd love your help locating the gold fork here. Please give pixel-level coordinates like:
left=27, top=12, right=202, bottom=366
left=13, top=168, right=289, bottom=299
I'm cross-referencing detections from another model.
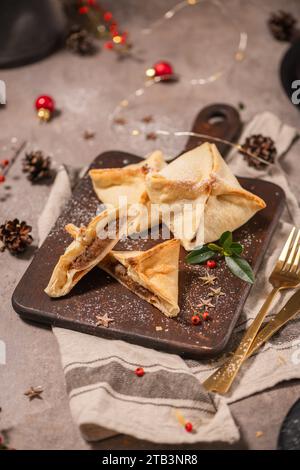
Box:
left=203, top=226, right=300, bottom=394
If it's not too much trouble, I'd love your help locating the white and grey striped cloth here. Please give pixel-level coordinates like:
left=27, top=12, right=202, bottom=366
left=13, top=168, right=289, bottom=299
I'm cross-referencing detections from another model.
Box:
left=39, top=112, right=300, bottom=444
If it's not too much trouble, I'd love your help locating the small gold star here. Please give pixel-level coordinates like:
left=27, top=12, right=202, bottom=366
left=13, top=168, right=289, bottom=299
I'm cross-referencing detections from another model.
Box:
left=24, top=386, right=43, bottom=401
left=114, top=117, right=126, bottom=125
left=141, top=115, right=153, bottom=124
left=83, top=130, right=95, bottom=140
left=197, top=298, right=215, bottom=309
left=146, top=132, right=157, bottom=141
left=199, top=271, right=217, bottom=286
left=208, top=287, right=226, bottom=298
left=95, top=313, right=114, bottom=328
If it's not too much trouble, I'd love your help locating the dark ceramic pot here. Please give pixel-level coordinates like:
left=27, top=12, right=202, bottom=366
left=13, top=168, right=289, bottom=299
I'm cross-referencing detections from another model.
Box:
left=0, top=0, right=65, bottom=68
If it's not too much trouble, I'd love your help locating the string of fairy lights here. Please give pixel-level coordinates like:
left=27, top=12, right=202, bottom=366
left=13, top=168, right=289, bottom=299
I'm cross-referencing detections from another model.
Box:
left=105, top=0, right=263, bottom=164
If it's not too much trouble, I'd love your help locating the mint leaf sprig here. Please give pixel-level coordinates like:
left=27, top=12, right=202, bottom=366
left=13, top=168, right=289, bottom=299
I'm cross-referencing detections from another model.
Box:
left=186, top=231, right=255, bottom=284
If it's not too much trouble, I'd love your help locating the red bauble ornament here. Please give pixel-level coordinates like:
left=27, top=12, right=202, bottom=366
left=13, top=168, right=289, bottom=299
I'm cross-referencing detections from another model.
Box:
left=185, top=422, right=193, bottom=433
left=153, top=61, right=174, bottom=77
left=206, top=260, right=217, bottom=269
left=35, top=95, right=55, bottom=122
left=35, top=95, right=55, bottom=112
left=0, top=174, right=5, bottom=183
left=1, top=159, right=9, bottom=167
left=135, top=367, right=145, bottom=377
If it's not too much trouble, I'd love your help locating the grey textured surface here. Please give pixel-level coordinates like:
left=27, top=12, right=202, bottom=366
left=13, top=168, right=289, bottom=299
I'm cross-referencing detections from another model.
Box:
left=0, top=0, right=300, bottom=450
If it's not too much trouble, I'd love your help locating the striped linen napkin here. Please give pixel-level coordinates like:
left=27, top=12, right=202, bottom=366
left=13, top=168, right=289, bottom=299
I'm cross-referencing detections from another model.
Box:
left=39, top=112, right=300, bottom=444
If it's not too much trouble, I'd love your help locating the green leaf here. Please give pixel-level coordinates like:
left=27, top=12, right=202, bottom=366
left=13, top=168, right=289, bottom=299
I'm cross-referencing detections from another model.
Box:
left=230, top=242, right=244, bottom=255
left=219, top=231, right=233, bottom=250
left=225, top=255, right=255, bottom=284
left=207, top=243, right=223, bottom=253
left=186, top=246, right=215, bottom=265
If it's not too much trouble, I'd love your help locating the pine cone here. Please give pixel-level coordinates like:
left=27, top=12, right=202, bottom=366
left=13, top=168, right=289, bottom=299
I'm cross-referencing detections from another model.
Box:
left=268, top=10, right=297, bottom=42
left=22, top=150, right=51, bottom=182
left=240, top=134, right=277, bottom=169
left=66, top=25, right=96, bottom=55
left=0, top=219, right=33, bottom=254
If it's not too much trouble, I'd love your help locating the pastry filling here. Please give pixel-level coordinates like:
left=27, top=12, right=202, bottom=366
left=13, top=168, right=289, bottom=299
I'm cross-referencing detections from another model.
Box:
left=70, top=237, right=111, bottom=271
left=108, top=259, right=160, bottom=303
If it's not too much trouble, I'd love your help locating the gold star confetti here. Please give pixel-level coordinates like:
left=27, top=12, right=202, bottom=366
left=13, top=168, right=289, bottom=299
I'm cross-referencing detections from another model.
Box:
left=199, top=271, right=217, bottom=286
left=24, top=386, right=43, bottom=401
left=208, top=287, right=226, bottom=298
left=141, top=115, right=153, bottom=123
left=197, top=298, right=215, bottom=309
left=255, top=431, right=264, bottom=438
left=114, top=117, right=126, bottom=125
left=146, top=132, right=157, bottom=140
left=95, top=313, right=115, bottom=328
left=83, top=130, right=95, bottom=140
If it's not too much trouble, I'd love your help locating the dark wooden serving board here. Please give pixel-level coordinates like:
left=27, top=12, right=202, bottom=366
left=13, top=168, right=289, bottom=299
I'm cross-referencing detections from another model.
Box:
left=12, top=105, right=285, bottom=358
left=12, top=154, right=285, bottom=359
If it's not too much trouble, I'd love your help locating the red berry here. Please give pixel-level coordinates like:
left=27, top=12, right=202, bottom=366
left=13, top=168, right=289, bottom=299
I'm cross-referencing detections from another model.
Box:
left=191, top=315, right=201, bottom=325
left=87, top=0, right=96, bottom=5
left=135, top=367, right=145, bottom=377
left=104, top=41, right=114, bottom=50
left=153, top=61, right=174, bottom=77
left=35, top=95, right=55, bottom=113
left=203, top=311, right=210, bottom=321
left=103, top=11, right=113, bottom=22
left=0, top=175, right=5, bottom=183
left=206, top=260, right=217, bottom=269
left=185, top=422, right=193, bottom=433
left=1, top=159, right=9, bottom=167
left=78, top=5, right=89, bottom=14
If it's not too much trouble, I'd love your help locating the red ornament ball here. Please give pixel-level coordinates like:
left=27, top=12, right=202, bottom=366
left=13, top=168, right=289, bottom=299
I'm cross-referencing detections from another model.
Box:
left=1, top=159, right=9, bottom=167
left=35, top=95, right=55, bottom=113
left=0, top=174, right=5, bottom=183
left=153, top=61, right=174, bottom=77
left=191, top=315, right=201, bottom=325
left=185, top=422, right=193, bottom=433
left=135, top=367, right=145, bottom=377
left=206, top=260, right=217, bottom=269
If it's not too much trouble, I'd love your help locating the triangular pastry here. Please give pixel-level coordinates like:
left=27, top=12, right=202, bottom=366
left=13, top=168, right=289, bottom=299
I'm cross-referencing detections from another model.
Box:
left=99, top=239, right=180, bottom=318
left=145, top=143, right=266, bottom=249
left=45, top=208, right=128, bottom=297
left=89, top=150, right=166, bottom=207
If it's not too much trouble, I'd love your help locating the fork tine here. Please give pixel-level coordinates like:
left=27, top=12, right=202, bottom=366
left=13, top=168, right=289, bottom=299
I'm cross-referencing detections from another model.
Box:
left=294, top=244, right=300, bottom=274
left=285, top=229, right=300, bottom=272
left=279, top=227, right=296, bottom=266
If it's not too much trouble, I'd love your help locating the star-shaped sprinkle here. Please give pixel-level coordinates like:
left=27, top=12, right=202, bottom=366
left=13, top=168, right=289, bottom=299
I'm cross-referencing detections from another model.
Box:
left=24, top=386, right=43, bottom=401
left=114, top=117, right=127, bottom=125
left=83, top=130, right=95, bottom=140
left=141, top=115, right=153, bottom=123
left=199, top=271, right=217, bottom=286
left=95, top=313, right=115, bottom=328
left=197, top=298, right=215, bottom=309
left=208, top=287, right=226, bottom=298
left=146, top=132, right=157, bottom=140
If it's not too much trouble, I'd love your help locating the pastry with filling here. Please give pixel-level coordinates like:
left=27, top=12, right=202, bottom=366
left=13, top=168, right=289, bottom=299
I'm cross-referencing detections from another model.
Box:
left=99, top=239, right=180, bottom=318
left=89, top=150, right=166, bottom=207
left=45, top=208, right=127, bottom=298
left=145, top=143, right=266, bottom=250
